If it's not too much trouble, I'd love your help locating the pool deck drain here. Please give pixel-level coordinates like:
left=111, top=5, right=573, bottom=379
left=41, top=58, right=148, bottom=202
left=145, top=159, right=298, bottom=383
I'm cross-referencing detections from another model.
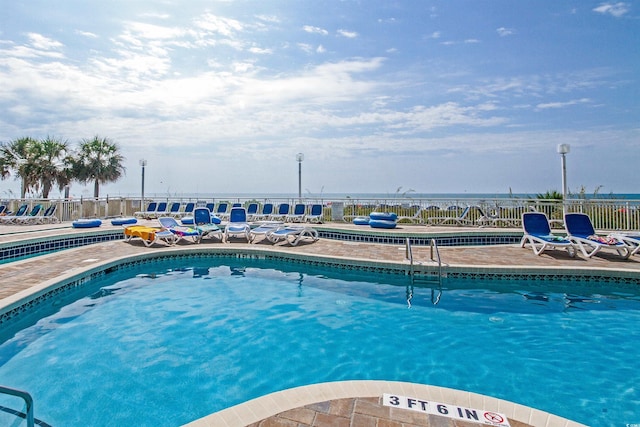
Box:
left=0, top=220, right=629, bottom=427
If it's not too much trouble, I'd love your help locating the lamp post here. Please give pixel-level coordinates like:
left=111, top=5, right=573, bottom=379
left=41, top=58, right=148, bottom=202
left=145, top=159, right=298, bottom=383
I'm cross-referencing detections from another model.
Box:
left=296, top=153, right=304, bottom=201
left=139, top=159, right=147, bottom=210
left=557, top=144, right=570, bottom=200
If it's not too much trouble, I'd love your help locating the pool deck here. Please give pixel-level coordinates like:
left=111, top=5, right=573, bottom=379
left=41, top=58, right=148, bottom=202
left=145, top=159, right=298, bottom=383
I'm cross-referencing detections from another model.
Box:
left=1, top=219, right=636, bottom=427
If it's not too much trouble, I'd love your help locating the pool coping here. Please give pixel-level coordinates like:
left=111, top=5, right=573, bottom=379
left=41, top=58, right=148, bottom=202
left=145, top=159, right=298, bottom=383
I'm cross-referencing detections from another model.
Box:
left=180, top=380, right=588, bottom=427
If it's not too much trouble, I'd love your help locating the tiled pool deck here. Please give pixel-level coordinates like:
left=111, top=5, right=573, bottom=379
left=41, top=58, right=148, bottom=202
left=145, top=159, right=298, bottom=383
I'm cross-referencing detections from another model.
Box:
left=1, top=220, right=638, bottom=426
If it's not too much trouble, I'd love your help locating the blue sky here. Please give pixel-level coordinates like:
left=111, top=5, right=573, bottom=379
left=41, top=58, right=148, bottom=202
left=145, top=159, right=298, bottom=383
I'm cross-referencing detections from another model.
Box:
left=0, top=0, right=638, bottom=198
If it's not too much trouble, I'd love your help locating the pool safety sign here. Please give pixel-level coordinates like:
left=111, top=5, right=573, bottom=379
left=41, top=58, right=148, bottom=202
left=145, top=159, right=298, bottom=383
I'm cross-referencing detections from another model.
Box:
left=383, top=393, right=511, bottom=427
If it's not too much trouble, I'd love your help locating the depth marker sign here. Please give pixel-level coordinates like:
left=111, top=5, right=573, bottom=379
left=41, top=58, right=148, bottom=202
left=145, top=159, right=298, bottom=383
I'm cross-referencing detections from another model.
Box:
left=383, top=393, right=511, bottom=427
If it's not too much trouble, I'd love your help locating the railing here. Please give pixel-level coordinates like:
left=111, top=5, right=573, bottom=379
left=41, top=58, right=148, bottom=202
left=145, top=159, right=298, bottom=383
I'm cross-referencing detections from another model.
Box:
left=1, top=196, right=639, bottom=231
left=0, top=385, right=34, bottom=427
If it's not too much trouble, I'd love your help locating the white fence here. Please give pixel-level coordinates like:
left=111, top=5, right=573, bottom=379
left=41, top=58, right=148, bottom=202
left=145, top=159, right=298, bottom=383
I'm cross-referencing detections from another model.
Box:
left=1, top=196, right=639, bottom=231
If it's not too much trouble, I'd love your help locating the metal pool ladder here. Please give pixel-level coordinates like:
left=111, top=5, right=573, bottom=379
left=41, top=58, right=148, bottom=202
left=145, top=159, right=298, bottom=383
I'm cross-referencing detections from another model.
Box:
left=405, top=238, right=444, bottom=304
left=0, top=385, right=34, bottom=427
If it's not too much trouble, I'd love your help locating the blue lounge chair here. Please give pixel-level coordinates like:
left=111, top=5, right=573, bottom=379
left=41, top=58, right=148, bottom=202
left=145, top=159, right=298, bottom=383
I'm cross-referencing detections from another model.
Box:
left=158, top=216, right=201, bottom=244
left=0, top=203, right=28, bottom=224
left=520, top=212, right=575, bottom=257
left=286, top=203, right=306, bottom=222
left=152, top=202, right=168, bottom=218
left=135, top=202, right=157, bottom=218
left=193, top=207, right=222, bottom=242
left=564, top=213, right=630, bottom=259
left=215, top=203, right=230, bottom=221
left=246, top=203, right=259, bottom=221
left=252, top=203, right=274, bottom=221
left=270, top=203, right=290, bottom=221
left=224, top=207, right=250, bottom=242
left=16, top=204, right=43, bottom=225
left=305, top=204, right=323, bottom=223
left=167, top=202, right=181, bottom=217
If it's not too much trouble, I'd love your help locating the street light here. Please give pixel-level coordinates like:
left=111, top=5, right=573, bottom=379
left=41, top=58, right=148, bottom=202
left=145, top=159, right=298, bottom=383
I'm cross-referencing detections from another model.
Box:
left=557, top=144, right=570, bottom=200
left=139, top=159, right=147, bottom=210
left=296, top=153, right=304, bottom=201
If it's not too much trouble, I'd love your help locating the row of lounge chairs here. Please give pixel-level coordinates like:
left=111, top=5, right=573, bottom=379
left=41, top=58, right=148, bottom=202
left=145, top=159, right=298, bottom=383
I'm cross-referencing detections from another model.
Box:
left=521, top=212, right=639, bottom=259
left=135, top=201, right=324, bottom=223
left=0, top=204, right=59, bottom=225
left=124, top=207, right=319, bottom=247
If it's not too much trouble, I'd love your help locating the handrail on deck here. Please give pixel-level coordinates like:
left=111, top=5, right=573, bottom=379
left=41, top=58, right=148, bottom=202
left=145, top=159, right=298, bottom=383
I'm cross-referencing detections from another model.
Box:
left=0, top=385, right=34, bottom=427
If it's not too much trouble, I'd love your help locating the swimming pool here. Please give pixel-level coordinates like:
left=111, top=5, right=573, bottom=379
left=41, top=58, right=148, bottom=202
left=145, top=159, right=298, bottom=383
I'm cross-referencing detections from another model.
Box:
left=0, top=256, right=638, bottom=427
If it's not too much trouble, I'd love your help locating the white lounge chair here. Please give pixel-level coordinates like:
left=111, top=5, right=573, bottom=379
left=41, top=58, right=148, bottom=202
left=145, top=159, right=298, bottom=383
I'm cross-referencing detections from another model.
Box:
left=564, top=213, right=630, bottom=259
left=305, top=204, right=323, bottom=223
left=224, top=207, right=250, bottom=242
left=158, top=216, right=201, bottom=244
left=286, top=204, right=306, bottom=222
left=266, top=225, right=319, bottom=246
left=608, top=233, right=640, bottom=257
left=134, top=202, right=158, bottom=218
left=270, top=203, right=290, bottom=221
left=520, top=212, right=575, bottom=257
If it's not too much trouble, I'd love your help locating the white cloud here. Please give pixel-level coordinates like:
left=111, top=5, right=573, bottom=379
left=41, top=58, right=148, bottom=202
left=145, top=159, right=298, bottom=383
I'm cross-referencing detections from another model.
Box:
left=593, top=2, right=630, bottom=17
left=496, top=27, right=515, bottom=37
left=27, top=33, right=64, bottom=50
left=337, top=29, right=358, bottom=38
left=316, top=45, right=326, bottom=53
left=303, top=25, right=328, bottom=35
left=536, top=98, right=591, bottom=110
left=75, top=30, right=98, bottom=39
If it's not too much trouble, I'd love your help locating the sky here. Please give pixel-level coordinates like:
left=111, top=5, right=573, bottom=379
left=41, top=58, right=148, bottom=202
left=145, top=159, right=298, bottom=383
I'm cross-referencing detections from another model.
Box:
left=0, top=0, right=638, bottom=199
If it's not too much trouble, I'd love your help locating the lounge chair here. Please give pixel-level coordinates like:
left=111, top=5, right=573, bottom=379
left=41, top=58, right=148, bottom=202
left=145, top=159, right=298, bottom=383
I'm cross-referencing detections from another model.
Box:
left=286, top=203, right=306, bottom=222
left=0, top=205, right=6, bottom=215
left=14, top=204, right=43, bottom=224
left=249, top=221, right=282, bottom=243
left=152, top=202, right=168, bottom=218
left=224, top=207, right=250, bottom=242
left=123, top=225, right=177, bottom=247
left=427, top=206, right=473, bottom=226
left=564, top=213, right=630, bottom=259
left=134, top=202, right=157, bottom=218
left=266, top=225, right=319, bottom=246
left=167, top=202, right=182, bottom=217
left=270, top=203, right=290, bottom=221
left=520, top=212, right=576, bottom=257
left=252, top=203, right=274, bottom=221
left=246, top=203, right=259, bottom=221
left=193, top=207, right=222, bottom=242
left=158, top=216, right=201, bottom=244
left=179, top=202, right=195, bottom=218
left=0, top=203, right=29, bottom=224
left=214, top=203, right=230, bottom=221
left=39, top=204, right=59, bottom=224
left=607, top=233, right=640, bottom=257
left=305, top=204, right=323, bottom=223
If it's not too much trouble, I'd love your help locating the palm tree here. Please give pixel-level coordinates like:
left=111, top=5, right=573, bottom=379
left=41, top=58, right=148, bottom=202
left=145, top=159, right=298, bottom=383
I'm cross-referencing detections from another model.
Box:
left=30, top=136, right=72, bottom=198
left=0, top=137, right=40, bottom=198
left=73, top=136, right=126, bottom=198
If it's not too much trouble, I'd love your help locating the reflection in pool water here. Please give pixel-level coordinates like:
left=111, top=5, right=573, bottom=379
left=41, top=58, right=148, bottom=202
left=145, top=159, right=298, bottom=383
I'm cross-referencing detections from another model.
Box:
left=0, top=257, right=638, bottom=427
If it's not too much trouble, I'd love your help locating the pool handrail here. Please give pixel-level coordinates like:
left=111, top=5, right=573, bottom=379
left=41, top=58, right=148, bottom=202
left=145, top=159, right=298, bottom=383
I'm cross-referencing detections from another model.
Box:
left=0, top=384, right=34, bottom=427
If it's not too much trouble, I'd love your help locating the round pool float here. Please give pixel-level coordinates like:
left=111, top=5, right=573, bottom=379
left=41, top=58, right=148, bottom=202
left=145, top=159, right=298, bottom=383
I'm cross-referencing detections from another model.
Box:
left=369, top=212, right=398, bottom=221
left=72, top=218, right=102, bottom=228
left=211, top=216, right=222, bottom=224
left=110, top=217, right=137, bottom=226
left=353, top=217, right=370, bottom=225
left=369, top=219, right=397, bottom=229
left=181, top=217, right=194, bottom=225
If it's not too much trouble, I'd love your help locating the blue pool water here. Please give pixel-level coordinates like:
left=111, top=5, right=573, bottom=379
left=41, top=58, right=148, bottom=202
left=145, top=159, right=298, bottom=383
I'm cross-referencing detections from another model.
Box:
left=0, top=258, right=639, bottom=427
